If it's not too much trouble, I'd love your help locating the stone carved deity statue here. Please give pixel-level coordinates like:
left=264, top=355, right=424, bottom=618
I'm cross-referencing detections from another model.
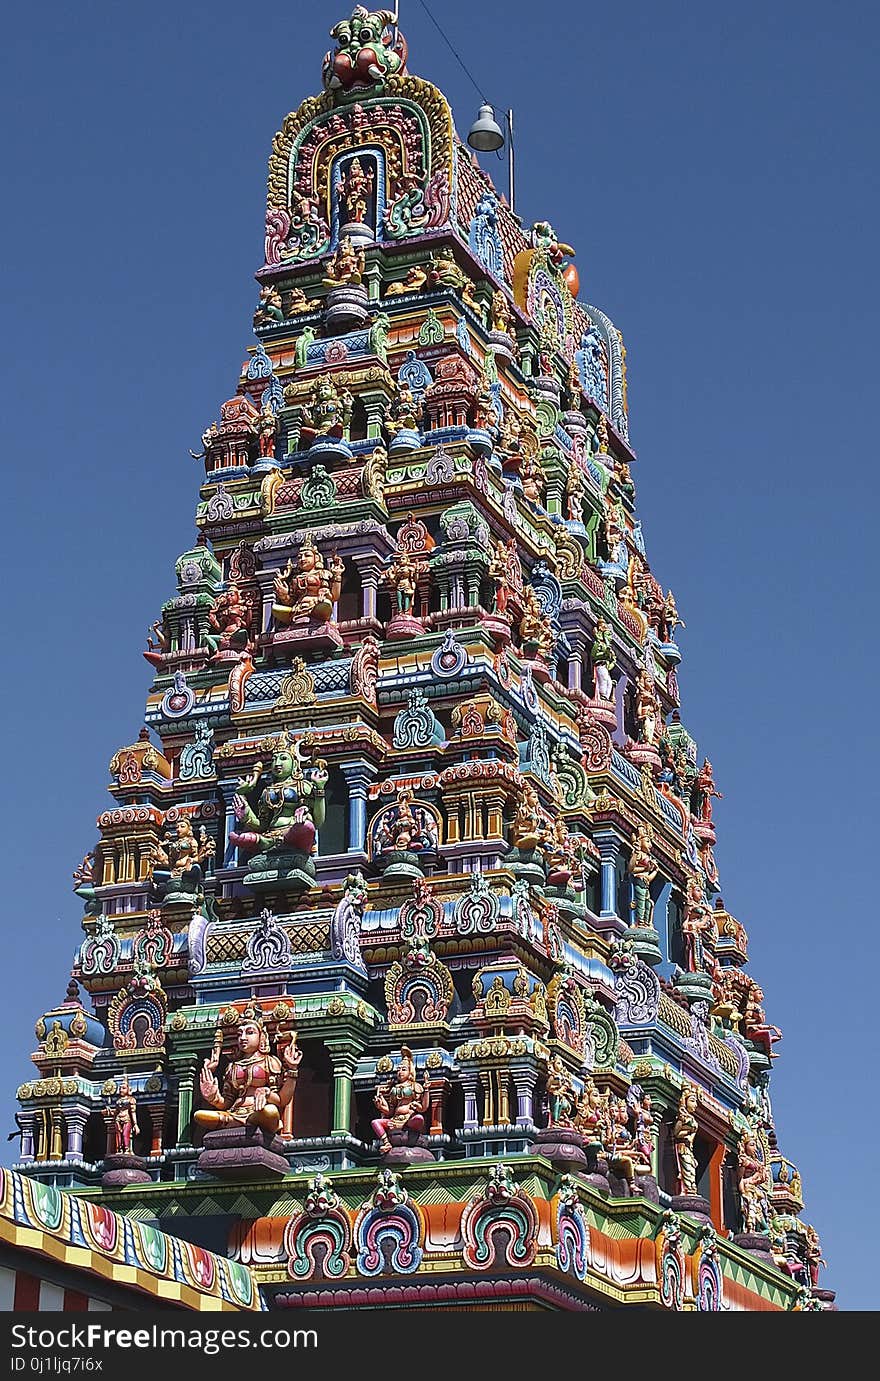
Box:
left=546, top=1055, right=577, bottom=1128
left=590, top=617, right=616, bottom=700
left=738, top=1130, right=771, bottom=1233
left=272, top=538, right=345, bottom=627
left=633, top=668, right=660, bottom=745
left=336, top=156, right=374, bottom=224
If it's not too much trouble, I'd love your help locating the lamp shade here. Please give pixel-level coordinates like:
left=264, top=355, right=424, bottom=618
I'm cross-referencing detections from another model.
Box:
left=467, top=103, right=505, bottom=152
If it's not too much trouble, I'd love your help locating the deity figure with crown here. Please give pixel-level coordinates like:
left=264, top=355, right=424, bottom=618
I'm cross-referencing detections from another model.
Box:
left=335, top=156, right=372, bottom=229
left=371, top=1046, right=434, bottom=1164
left=195, top=1007, right=300, bottom=1136
left=519, top=586, right=555, bottom=676
left=149, top=816, right=215, bottom=906
left=383, top=548, right=427, bottom=636
left=110, top=1078, right=140, bottom=1155
left=299, top=374, right=354, bottom=447
left=627, top=826, right=656, bottom=917
left=230, top=733, right=328, bottom=871
left=271, top=536, right=346, bottom=653
left=205, top=583, right=252, bottom=657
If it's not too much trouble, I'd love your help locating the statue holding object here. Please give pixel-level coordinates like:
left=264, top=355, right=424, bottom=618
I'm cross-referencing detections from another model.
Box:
left=627, top=823, right=658, bottom=928
left=230, top=733, right=328, bottom=860
left=273, top=543, right=344, bottom=620
left=372, top=1046, right=434, bottom=1163
left=195, top=1007, right=301, bottom=1137
left=673, top=1086, right=700, bottom=1196
left=737, top=1130, right=771, bottom=1235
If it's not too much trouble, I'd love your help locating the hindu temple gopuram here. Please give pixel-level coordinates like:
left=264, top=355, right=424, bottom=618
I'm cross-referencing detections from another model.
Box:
left=7, top=7, right=832, bottom=1313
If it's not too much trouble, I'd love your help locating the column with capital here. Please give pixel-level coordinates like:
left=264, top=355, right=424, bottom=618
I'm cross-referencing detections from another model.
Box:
left=510, top=1061, right=538, bottom=1128
left=49, top=1109, right=65, bottom=1161
left=175, top=1060, right=197, bottom=1145
left=460, top=1068, right=480, bottom=1132
left=594, top=829, right=623, bottom=921
left=218, top=778, right=241, bottom=867
left=65, top=1107, right=89, bottom=1161
left=16, top=1111, right=35, bottom=1163
left=338, top=759, right=376, bottom=854
left=326, top=1039, right=361, bottom=1136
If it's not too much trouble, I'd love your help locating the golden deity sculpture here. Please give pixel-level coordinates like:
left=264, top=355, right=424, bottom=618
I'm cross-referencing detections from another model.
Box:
left=519, top=587, right=554, bottom=660
left=673, top=1086, right=700, bottom=1196
left=322, top=235, right=365, bottom=286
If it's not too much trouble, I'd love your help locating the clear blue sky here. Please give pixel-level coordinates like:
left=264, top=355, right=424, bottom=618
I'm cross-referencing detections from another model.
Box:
left=1, top=0, right=876, bottom=1309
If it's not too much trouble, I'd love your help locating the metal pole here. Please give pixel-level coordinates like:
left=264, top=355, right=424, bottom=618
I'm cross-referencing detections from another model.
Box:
left=506, top=109, right=515, bottom=213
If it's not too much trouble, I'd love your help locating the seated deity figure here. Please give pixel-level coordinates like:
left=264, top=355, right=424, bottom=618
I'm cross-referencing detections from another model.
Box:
left=194, top=1008, right=301, bottom=1136
left=230, top=735, right=328, bottom=858
left=272, top=537, right=345, bottom=627
left=383, top=383, right=421, bottom=440
left=322, top=235, right=365, bottom=286
left=574, top=1078, right=609, bottom=1147
left=149, top=816, right=215, bottom=902
left=206, top=584, right=251, bottom=653
left=519, top=587, right=555, bottom=661
left=371, top=1046, right=429, bottom=1153
left=299, top=374, right=353, bottom=444
left=742, top=984, right=782, bottom=1059
left=509, top=781, right=546, bottom=853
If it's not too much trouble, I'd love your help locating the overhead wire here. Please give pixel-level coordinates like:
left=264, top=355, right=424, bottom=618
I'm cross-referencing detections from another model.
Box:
left=413, top=0, right=491, bottom=105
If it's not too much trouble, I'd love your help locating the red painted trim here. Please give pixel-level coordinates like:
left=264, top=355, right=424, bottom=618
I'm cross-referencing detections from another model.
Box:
left=13, top=1272, right=41, bottom=1310
left=63, top=1289, right=90, bottom=1311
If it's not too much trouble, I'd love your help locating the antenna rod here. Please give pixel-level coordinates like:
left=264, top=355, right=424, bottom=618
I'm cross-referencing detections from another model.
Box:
left=507, top=109, right=515, bottom=214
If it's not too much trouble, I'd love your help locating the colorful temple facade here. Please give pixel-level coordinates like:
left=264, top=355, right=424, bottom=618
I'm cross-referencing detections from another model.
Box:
left=9, top=8, right=832, bottom=1312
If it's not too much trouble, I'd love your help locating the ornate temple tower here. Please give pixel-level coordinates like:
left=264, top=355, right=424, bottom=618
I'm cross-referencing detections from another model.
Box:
left=9, top=8, right=831, bottom=1312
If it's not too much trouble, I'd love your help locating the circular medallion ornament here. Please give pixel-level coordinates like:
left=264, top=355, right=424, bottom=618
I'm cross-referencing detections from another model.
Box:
left=431, top=631, right=467, bottom=678
left=161, top=672, right=195, bottom=719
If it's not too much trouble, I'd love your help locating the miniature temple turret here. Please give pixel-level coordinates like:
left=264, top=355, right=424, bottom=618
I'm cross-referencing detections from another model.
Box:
left=9, top=6, right=831, bottom=1313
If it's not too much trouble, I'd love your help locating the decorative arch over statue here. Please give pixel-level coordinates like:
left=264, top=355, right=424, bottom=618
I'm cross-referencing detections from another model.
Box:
left=264, top=73, right=454, bottom=267
left=512, top=222, right=577, bottom=359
